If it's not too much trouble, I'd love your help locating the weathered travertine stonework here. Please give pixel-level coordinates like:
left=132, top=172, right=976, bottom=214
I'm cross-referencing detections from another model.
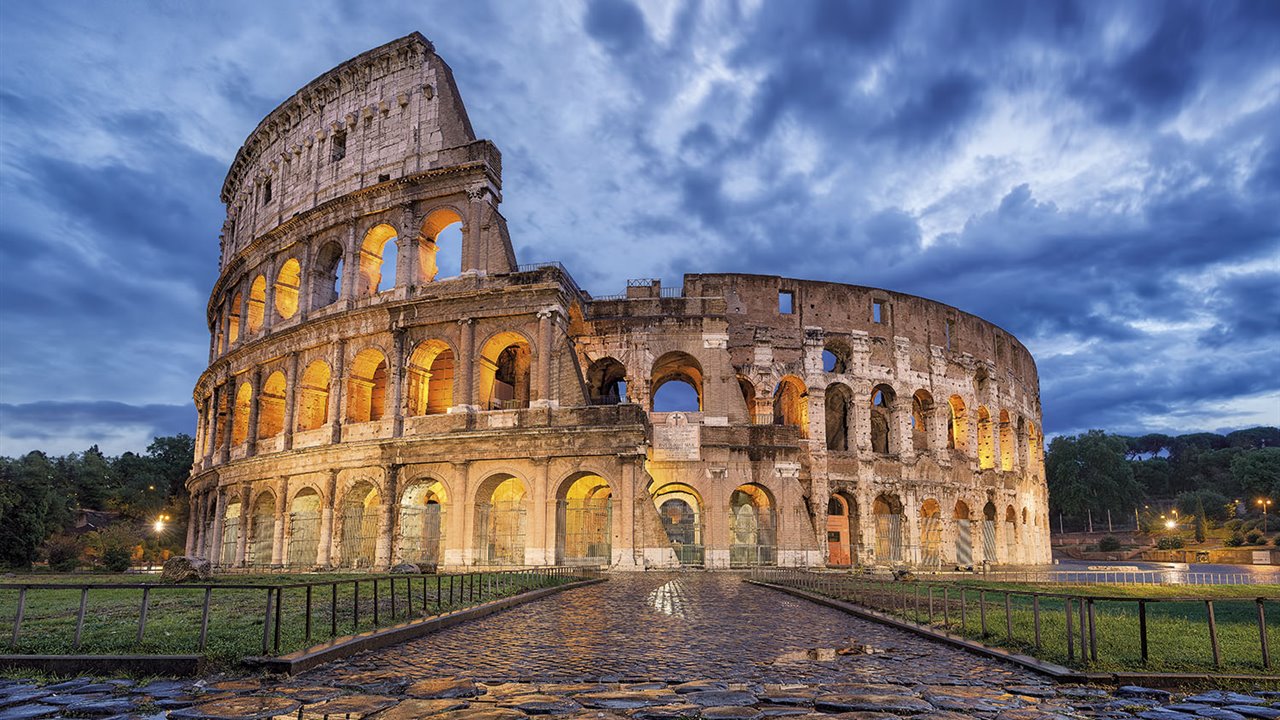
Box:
left=187, top=33, right=1051, bottom=571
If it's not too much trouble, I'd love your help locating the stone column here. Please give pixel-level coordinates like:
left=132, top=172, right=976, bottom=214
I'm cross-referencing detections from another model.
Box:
left=396, top=205, right=420, bottom=289
left=449, top=461, right=470, bottom=567
left=340, top=221, right=358, bottom=304
left=530, top=458, right=551, bottom=566
left=202, top=393, right=216, bottom=467
left=262, top=257, right=276, bottom=333
left=219, top=297, right=232, bottom=354
left=316, top=470, right=338, bottom=567
left=210, top=488, right=227, bottom=565
left=390, top=328, right=407, bottom=437
left=246, top=368, right=262, bottom=456
left=299, top=238, right=314, bottom=319
left=185, top=494, right=198, bottom=555
left=220, top=380, right=235, bottom=462
left=329, top=341, right=346, bottom=443
left=193, top=492, right=207, bottom=558
left=271, top=476, right=289, bottom=566
left=375, top=465, right=398, bottom=570
left=236, top=485, right=251, bottom=567
left=453, top=318, right=475, bottom=411
left=461, top=186, right=484, bottom=274
left=236, top=281, right=250, bottom=346
left=615, top=456, right=638, bottom=568
left=283, top=351, right=299, bottom=450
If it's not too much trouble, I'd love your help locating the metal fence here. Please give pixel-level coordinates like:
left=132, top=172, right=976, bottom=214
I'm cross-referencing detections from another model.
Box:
left=2, top=567, right=600, bottom=659
left=751, top=568, right=1276, bottom=673
left=922, top=568, right=1280, bottom=586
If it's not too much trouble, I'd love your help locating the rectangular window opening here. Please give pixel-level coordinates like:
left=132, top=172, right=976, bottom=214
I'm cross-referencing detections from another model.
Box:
left=377, top=173, right=390, bottom=183
left=945, top=318, right=955, bottom=350
left=779, top=290, right=794, bottom=315
left=873, top=300, right=885, bottom=324
left=262, top=179, right=272, bottom=205
left=331, top=131, right=347, bottom=162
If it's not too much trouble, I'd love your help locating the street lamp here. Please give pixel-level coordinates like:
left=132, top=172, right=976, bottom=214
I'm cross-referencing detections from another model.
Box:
left=1164, top=519, right=1176, bottom=530
left=1259, top=499, right=1273, bottom=534
left=153, top=513, right=170, bottom=534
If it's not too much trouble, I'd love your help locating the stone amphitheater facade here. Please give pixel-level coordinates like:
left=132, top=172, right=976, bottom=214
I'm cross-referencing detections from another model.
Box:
left=185, top=33, right=1051, bottom=571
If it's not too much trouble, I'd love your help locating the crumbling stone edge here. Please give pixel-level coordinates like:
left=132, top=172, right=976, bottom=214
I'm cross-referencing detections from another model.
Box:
left=248, top=577, right=607, bottom=675
left=0, top=654, right=204, bottom=677
left=748, top=580, right=1279, bottom=689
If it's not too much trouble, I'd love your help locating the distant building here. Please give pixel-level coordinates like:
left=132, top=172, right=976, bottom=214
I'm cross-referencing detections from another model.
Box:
left=187, top=33, right=1050, bottom=570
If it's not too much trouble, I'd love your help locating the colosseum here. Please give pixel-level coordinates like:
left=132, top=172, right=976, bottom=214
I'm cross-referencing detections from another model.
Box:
left=185, top=33, right=1051, bottom=572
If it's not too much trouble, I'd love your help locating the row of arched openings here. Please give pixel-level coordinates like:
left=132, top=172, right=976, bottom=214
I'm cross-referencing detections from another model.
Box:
left=652, top=482, right=777, bottom=568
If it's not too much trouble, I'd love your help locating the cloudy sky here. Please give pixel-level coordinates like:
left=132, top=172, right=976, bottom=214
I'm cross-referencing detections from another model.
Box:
left=1, top=0, right=1278, bottom=456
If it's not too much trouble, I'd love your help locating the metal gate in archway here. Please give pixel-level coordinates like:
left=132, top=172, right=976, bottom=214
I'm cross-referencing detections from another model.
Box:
left=557, top=498, right=611, bottom=565
left=400, top=502, right=445, bottom=566
left=476, top=501, right=526, bottom=565
left=658, top=498, right=704, bottom=566
left=982, top=520, right=998, bottom=563
left=920, top=515, right=943, bottom=568
left=339, top=501, right=379, bottom=568
left=955, top=519, right=973, bottom=566
left=875, top=513, right=903, bottom=562
left=287, top=510, right=320, bottom=568
left=729, top=503, right=776, bottom=568
left=220, top=514, right=240, bottom=566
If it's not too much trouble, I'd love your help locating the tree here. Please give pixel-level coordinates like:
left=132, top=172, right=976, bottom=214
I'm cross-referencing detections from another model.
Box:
left=1176, top=489, right=1230, bottom=522
left=1047, top=430, right=1143, bottom=524
left=1194, top=497, right=1207, bottom=543
left=1231, top=447, right=1280, bottom=500
left=0, top=453, right=59, bottom=568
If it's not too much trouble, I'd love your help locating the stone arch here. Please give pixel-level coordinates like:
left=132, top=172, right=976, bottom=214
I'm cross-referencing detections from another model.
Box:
left=247, top=275, right=267, bottom=333
left=296, top=360, right=331, bottom=431
left=398, top=476, right=449, bottom=566
left=406, top=339, right=456, bottom=416
left=737, top=375, right=757, bottom=421
left=337, top=480, right=381, bottom=568
left=652, top=482, right=704, bottom=566
left=824, top=382, right=854, bottom=451
left=220, top=497, right=242, bottom=566
left=999, top=409, right=1015, bottom=471
left=729, top=483, right=777, bottom=567
left=911, top=390, right=933, bottom=452
left=478, top=330, right=532, bottom=410
left=919, top=498, right=942, bottom=567
left=981, top=500, right=998, bottom=563
left=555, top=471, right=613, bottom=565
left=947, top=395, right=967, bottom=451
left=258, top=371, right=287, bottom=438
left=231, top=381, right=253, bottom=445
left=826, top=491, right=859, bottom=565
left=772, top=375, right=807, bottom=435
left=310, top=240, right=344, bottom=309
left=357, top=223, right=399, bottom=296
left=586, top=357, right=628, bottom=405
left=872, top=493, right=905, bottom=563
left=823, top=337, right=852, bottom=373
left=953, top=500, right=973, bottom=566
left=247, top=489, right=275, bottom=567
left=1005, top=504, right=1018, bottom=563
left=474, top=473, right=528, bottom=565
left=286, top=486, right=322, bottom=568
left=228, top=291, right=243, bottom=344
left=419, top=206, right=464, bottom=282
left=346, top=347, right=389, bottom=423
left=651, top=351, right=703, bottom=412
left=274, top=258, right=301, bottom=320
left=870, top=384, right=896, bottom=454
left=977, top=406, right=995, bottom=469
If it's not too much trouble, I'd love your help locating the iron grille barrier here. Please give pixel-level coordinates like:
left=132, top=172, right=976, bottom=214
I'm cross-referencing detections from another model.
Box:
left=751, top=568, right=1277, bottom=673
left=1, top=567, right=601, bottom=660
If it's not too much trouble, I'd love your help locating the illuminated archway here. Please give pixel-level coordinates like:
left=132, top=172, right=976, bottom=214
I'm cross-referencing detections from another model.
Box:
left=474, top=474, right=528, bottom=565
left=977, top=406, right=995, bottom=469
left=652, top=483, right=703, bottom=566
left=338, top=481, right=380, bottom=568
left=228, top=291, right=243, bottom=344
left=478, top=332, right=531, bottom=410
left=286, top=487, right=321, bottom=568
left=419, top=207, right=464, bottom=282
left=357, top=224, right=399, bottom=296
left=346, top=348, right=389, bottom=423
left=231, top=381, right=253, bottom=445
left=399, top=479, right=448, bottom=566
left=729, top=483, right=776, bottom=567
left=247, top=275, right=266, bottom=333
left=556, top=473, right=612, bottom=565
left=873, top=493, right=904, bottom=562
left=772, top=376, right=807, bottom=434
left=954, top=500, right=973, bottom=566
left=406, top=340, right=454, bottom=416
left=296, top=360, right=331, bottom=431
left=920, top=498, right=942, bottom=567
left=274, top=258, right=301, bottom=320
left=651, top=351, right=703, bottom=412
left=247, top=490, right=275, bottom=567
left=999, top=409, right=1015, bottom=471
left=257, top=371, right=286, bottom=438
left=947, top=395, right=967, bottom=451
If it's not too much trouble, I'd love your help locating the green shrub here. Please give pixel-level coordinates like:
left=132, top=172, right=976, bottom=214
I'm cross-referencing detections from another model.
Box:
left=44, top=535, right=83, bottom=572
left=1225, top=519, right=1243, bottom=532
left=1225, top=533, right=1245, bottom=547
left=101, top=546, right=132, bottom=572
left=1241, top=519, right=1260, bottom=533
left=1273, top=535, right=1280, bottom=547
left=1098, top=536, right=1122, bottom=551
left=1245, top=531, right=1264, bottom=545
left=1155, top=536, right=1184, bottom=550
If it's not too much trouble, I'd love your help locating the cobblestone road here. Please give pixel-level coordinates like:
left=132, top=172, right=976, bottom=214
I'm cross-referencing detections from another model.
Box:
left=309, top=572, right=1041, bottom=685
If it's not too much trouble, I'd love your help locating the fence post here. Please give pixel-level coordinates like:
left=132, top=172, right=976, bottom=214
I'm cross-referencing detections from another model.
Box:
left=1005, top=592, right=1013, bottom=642
left=1206, top=600, right=1221, bottom=668
left=199, top=587, right=212, bottom=652
left=331, top=583, right=338, bottom=638
left=305, top=585, right=313, bottom=643
left=389, top=577, right=396, bottom=620
left=273, top=586, right=282, bottom=654
left=136, top=587, right=151, bottom=645
left=10, top=587, right=26, bottom=648
left=73, top=587, right=88, bottom=650
left=960, top=589, right=967, bottom=632
left=943, top=586, right=950, bottom=627
left=979, top=590, right=987, bottom=637
left=928, top=586, right=934, bottom=624
left=373, top=579, right=380, bottom=625
left=1065, top=597, right=1074, bottom=661
left=1032, top=594, right=1041, bottom=650
left=1139, top=600, right=1148, bottom=663
left=1078, top=596, right=1088, bottom=662
left=261, top=588, right=275, bottom=655
left=353, top=581, right=360, bottom=629
left=1087, top=599, right=1097, bottom=662
left=1258, top=599, right=1271, bottom=670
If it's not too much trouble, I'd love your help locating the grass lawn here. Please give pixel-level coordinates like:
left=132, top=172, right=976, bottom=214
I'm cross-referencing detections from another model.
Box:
left=797, top=576, right=1279, bottom=675
left=0, top=571, right=579, bottom=667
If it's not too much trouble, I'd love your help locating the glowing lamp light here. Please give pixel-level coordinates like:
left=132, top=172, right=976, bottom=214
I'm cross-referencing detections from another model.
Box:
left=154, top=519, right=166, bottom=533
left=1164, top=519, right=1176, bottom=530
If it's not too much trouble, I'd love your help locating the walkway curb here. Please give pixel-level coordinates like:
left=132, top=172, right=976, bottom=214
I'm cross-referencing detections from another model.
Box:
left=248, top=577, right=606, bottom=675
left=750, top=580, right=1280, bottom=689
left=0, top=654, right=204, bottom=676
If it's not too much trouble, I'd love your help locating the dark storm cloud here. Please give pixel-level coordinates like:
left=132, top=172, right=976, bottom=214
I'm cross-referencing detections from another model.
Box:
left=584, top=0, right=649, bottom=56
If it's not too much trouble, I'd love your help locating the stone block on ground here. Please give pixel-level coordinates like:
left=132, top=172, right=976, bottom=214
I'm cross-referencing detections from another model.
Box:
left=160, top=556, right=212, bottom=584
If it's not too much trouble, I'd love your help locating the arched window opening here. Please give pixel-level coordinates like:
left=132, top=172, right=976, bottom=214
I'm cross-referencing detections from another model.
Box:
left=400, top=480, right=447, bottom=567
left=420, top=208, right=464, bottom=282
left=1000, top=410, right=1015, bottom=471
left=220, top=500, right=241, bottom=566
left=772, top=376, right=807, bottom=433
left=870, top=384, right=896, bottom=454
left=274, top=258, right=301, bottom=320
left=228, top=292, right=243, bottom=345
left=231, top=381, right=253, bottom=445
left=311, top=241, right=344, bottom=309
left=651, top=351, right=703, bottom=412
left=557, top=473, right=612, bottom=565
left=652, top=483, right=703, bottom=566
left=346, top=349, right=389, bottom=423
left=947, top=395, right=967, bottom=451
left=826, top=492, right=859, bottom=566
left=296, top=360, right=331, bottom=431
left=981, top=501, right=998, bottom=563
left=737, top=376, right=758, bottom=422
left=286, top=488, right=321, bottom=568
left=358, top=224, right=398, bottom=296
left=729, top=484, right=777, bottom=567
left=954, top=500, right=973, bottom=567
left=587, top=357, right=628, bottom=405
left=479, top=333, right=531, bottom=410
left=873, top=494, right=904, bottom=563
left=257, top=371, right=286, bottom=439
left=912, top=390, right=933, bottom=452
left=825, top=383, right=853, bottom=451
left=214, top=388, right=229, bottom=449
left=823, top=341, right=850, bottom=373
left=406, top=341, right=454, bottom=416
left=247, top=491, right=275, bottom=567
left=920, top=499, right=942, bottom=568
left=474, top=474, right=527, bottom=565
left=338, top=481, right=380, bottom=568
left=1005, top=505, right=1018, bottom=563
left=977, top=406, right=995, bottom=469
left=247, top=275, right=266, bottom=333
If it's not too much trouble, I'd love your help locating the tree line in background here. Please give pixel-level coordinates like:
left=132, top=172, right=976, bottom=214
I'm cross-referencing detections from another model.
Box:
left=0, top=435, right=194, bottom=570
left=1047, top=426, right=1280, bottom=542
